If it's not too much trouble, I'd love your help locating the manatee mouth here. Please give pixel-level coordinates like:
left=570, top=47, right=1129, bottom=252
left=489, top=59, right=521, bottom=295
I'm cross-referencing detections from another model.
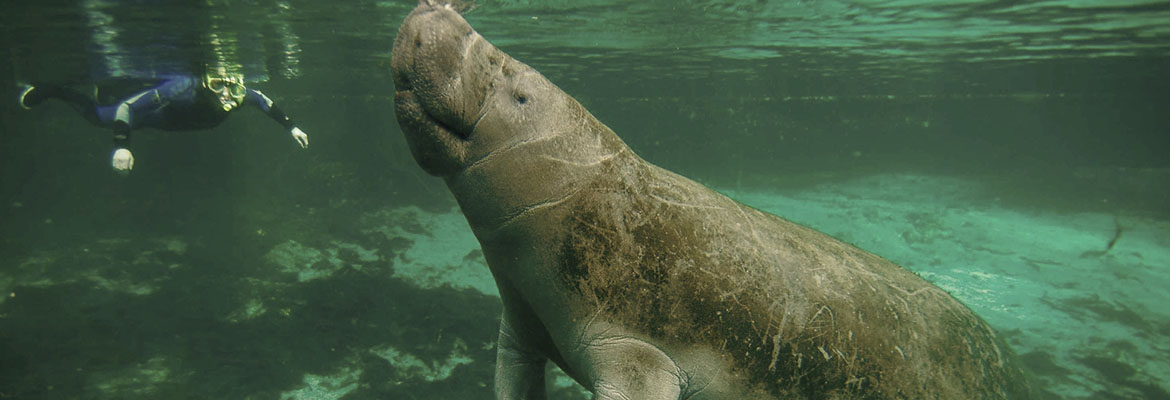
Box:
left=394, top=85, right=469, bottom=141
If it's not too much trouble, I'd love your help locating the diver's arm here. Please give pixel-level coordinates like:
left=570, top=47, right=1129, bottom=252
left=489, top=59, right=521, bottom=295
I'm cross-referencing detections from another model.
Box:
left=107, top=77, right=195, bottom=172
left=245, top=88, right=309, bottom=148
left=109, top=89, right=158, bottom=172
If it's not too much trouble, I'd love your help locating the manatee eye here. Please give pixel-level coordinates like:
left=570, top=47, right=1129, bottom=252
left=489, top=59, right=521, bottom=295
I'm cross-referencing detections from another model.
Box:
left=515, top=94, right=528, bottom=105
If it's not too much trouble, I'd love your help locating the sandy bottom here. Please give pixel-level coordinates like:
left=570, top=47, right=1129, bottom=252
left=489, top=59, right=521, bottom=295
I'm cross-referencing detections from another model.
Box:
left=2, top=173, right=1166, bottom=399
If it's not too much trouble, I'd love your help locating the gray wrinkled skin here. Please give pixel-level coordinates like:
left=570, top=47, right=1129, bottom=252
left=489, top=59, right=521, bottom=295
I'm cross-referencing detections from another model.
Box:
left=390, top=3, right=1032, bottom=399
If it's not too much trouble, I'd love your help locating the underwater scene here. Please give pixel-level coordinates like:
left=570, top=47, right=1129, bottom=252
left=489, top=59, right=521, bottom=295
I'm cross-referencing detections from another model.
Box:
left=1, top=0, right=1168, bottom=399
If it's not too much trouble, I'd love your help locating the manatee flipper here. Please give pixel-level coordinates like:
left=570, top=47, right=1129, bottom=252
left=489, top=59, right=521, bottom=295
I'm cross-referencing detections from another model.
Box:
left=494, top=308, right=548, bottom=400
left=579, top=334, right=683, bottom=400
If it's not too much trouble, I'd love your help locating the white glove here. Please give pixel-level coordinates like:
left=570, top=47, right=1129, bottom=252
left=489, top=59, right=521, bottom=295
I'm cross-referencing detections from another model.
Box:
left=111, top=148, right=134, bottom=172
left=291, top=127, right=309, bottom=148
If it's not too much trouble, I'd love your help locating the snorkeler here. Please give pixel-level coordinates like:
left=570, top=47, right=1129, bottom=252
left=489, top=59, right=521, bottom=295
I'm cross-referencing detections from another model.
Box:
left=17, top=66, right=310, bottom=172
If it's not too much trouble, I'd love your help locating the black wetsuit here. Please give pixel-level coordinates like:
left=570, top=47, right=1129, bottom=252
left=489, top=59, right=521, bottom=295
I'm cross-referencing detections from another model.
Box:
left=27, top=75, right=298, bottom=152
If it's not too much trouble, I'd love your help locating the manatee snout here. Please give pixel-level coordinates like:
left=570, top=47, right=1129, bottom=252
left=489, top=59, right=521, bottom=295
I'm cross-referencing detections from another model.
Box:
left=391, top=4, right=471, bottom=95
left=391, top=2, right=483, bottom=176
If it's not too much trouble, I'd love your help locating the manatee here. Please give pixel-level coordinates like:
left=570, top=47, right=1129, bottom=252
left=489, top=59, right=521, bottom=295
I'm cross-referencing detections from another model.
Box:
left=390, top=2, right=1031, bottom=399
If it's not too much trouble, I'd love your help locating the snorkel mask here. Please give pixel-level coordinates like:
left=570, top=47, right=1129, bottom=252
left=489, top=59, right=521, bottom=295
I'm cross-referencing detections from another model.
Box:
left=203, top=71, right=247, bottom=111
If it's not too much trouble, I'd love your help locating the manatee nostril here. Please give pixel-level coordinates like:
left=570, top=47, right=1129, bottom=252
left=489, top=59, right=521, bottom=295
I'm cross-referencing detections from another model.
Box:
left=396, top=75, right=413, bottom=91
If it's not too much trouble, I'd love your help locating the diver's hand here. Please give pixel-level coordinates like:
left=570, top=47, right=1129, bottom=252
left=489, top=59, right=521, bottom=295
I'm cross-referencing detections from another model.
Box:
left=111, top=148, right=134, bottom=173
left=291, top=127, right=309, bottom=148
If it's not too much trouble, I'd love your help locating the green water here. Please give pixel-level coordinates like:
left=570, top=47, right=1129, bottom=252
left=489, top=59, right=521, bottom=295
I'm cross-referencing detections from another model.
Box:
left=1, top=0, right=1168, bottom=399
